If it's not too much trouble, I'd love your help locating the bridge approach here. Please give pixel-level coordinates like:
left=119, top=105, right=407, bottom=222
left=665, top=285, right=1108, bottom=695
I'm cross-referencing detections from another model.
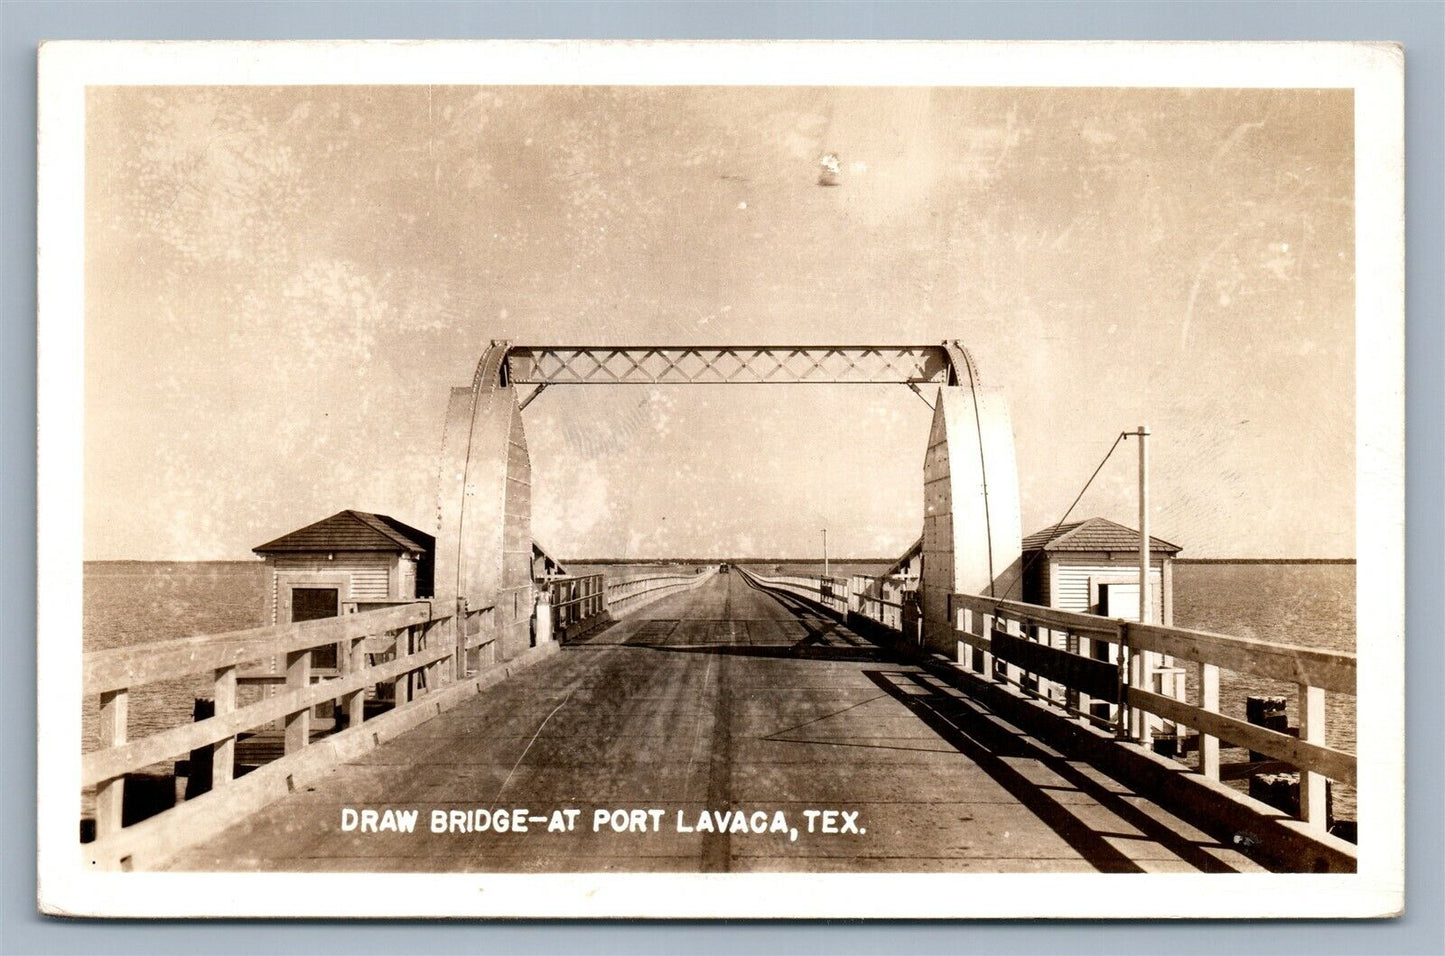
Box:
left=80, top=341, right=1358, bottom=876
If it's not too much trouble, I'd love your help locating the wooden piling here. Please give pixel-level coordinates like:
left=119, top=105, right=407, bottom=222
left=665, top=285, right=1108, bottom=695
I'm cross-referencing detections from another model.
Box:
left=1245, top=695, right=1289, bottom=762
left=184, top=697, right=215, bottom=799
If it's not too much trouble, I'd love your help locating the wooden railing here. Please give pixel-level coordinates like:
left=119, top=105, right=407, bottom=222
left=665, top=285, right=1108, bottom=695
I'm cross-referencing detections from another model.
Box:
left=738, top=570, right=851, bottom=615
left=950, top=592, right=1356, bottom=831
left=83, top=599, right=493, bottom=847
left=547, top=573, right=608, bottom=634
left=743, top=568, right=916, bottom=632
left=544, top=568, right=717, bottom=638
left=847, top=573, right=912, bottom=632
left=606, top=569, right=715, bottom=616
left=736, top=564, right=1354, bottom=834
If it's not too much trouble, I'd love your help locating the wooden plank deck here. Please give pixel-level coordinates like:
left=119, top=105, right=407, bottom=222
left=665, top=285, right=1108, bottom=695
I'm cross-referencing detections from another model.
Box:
left=163, top=574, right=1265, bottom=873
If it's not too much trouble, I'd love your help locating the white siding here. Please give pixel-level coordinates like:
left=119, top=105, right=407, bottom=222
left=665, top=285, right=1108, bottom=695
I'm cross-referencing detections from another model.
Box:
left=266, top=553, right=394, bottom=621
left=397, top=556, right=416, bottom=600
left=1050, top=557, right=1164, bottom=621
left=349, top=565, right=390, bottom=600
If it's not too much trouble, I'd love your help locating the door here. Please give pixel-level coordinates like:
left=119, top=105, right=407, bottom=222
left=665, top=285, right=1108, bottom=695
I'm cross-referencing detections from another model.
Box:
left=291, top=587, right=339, bottom=668
left=1097, top=581, right=1162, bottom=623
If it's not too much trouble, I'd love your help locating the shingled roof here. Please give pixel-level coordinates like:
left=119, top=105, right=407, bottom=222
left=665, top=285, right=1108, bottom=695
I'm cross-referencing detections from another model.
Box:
left=253, top=510, right=433, bottom=555
left=1022, top=516, right=1181, bottom=555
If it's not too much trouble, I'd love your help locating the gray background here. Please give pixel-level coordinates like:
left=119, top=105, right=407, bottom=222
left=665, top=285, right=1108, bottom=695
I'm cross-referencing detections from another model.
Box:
left=2, top=2, right=1439, bottom=953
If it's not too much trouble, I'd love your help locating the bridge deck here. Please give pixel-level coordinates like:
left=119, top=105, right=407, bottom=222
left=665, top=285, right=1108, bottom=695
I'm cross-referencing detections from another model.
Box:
left=165, top=575, right=1264, bottom=873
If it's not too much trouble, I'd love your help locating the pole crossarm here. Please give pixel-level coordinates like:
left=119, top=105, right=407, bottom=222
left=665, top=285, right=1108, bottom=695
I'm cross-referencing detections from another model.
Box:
left=501, top=345, right=961, bottom=386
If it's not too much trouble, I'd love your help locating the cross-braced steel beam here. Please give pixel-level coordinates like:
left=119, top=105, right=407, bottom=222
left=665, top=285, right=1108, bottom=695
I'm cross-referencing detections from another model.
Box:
left=501, top=345, right=965, bottom=387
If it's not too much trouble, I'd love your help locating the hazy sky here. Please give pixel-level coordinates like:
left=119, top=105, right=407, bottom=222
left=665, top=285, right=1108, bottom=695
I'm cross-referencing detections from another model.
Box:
left=84, top=85, right=1354, bottom=561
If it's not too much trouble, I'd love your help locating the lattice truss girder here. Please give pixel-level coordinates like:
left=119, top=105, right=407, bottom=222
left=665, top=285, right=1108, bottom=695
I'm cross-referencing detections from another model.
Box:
left=504, top=346, right=952, bottom=386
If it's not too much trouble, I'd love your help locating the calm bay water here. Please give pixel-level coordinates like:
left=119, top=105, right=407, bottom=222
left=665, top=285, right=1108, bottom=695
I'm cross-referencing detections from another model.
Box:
left=82, top=559, right=1355, bottom=818
left=81, top=562, right=266, bottom=815
left=1173, top=561, right=1356, bottom=818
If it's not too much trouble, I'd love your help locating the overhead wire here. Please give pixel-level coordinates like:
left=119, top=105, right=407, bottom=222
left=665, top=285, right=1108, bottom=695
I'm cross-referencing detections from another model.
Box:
left=996, top=431, right=1128, bottom=602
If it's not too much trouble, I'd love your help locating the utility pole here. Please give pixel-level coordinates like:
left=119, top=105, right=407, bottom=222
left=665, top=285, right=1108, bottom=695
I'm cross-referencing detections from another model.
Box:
left=822, top=527, right=829, bottom=580
left=1129, top=425, right=1152, bottom=745
left=1137, top=425, right=1150, bottom=625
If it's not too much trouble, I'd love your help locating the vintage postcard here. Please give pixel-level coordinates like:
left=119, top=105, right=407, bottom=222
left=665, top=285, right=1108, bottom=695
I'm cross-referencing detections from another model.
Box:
left=36, top=40, right=1404, bottom=918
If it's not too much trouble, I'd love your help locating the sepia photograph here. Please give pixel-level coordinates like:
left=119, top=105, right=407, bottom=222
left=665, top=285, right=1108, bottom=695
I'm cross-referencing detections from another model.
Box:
left=35, top=39, right=1404, bottom=919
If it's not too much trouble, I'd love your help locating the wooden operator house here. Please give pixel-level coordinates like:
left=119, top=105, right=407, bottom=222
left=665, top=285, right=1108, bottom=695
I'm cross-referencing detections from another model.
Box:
left=253, top=510, right=435, bottom=670
left=1019, top=516, right=1181, bottom=625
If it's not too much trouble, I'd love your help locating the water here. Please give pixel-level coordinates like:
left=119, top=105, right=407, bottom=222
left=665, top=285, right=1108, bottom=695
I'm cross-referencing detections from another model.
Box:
left=81, top=559, right=1355, bottom=818
left=1172, top=561, right=1356, bottom=818
left=81, top=562, right=266, bottom=815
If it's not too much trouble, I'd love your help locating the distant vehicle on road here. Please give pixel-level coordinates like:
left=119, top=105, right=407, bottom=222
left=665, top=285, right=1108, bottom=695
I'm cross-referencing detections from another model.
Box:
left=719, top=562, right=730, bottom=574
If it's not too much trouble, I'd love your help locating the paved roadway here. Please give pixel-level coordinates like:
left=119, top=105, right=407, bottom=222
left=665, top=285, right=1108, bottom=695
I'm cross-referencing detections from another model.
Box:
left=167, top=574, right=1264, bottom=873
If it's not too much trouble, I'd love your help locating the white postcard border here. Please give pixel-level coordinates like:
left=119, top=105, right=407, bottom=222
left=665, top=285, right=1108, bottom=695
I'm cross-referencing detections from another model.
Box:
left=36, top=39, right=1405, bottom=919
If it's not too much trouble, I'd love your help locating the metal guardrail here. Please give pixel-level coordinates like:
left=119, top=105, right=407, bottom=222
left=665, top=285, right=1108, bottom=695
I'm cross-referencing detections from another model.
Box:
left=83, top=599, right=495, bottom=850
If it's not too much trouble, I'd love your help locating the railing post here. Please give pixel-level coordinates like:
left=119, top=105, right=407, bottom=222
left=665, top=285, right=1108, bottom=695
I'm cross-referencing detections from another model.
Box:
left=1113, top=622, right=1128, bottom=738
left=397, top=627, right=413, bottom=704
left=1124, top=623, right=1152, bottom=746
left=953, top=598, right=969, bottom=670
left=455, top=598, right=468, bottom=678
left=212, top=666, right=237, bottom=787
left=95, top=688, right=128, bottom=840
left=964, top=608, right=979, bottom=672
left=980, top=612, right=995, bottom=679
left=283, top=648, right=312, bottom=754
left=345, top=636, right=366, bottom=729
left=422, top=619, right=441, bottom=693
left=536, top=588, right=553, bottom=646
left=1033, top=625, right=1053, bottom=701
left=1074, top=631, right=1090, bottom=717
left=1198, top=661, right=1220, bottom=781
left=1299, top=683, right=1327, bottom=829
left=1004, top=618, right=1023, bottom=687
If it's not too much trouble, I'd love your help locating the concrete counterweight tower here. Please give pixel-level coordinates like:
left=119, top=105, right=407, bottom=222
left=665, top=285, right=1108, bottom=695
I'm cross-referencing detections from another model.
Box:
left=434, top=341, right=535, bottom=660
left=430, top=338, right=1022, bottom=665
left=920, top=367, right=1023, bottom=655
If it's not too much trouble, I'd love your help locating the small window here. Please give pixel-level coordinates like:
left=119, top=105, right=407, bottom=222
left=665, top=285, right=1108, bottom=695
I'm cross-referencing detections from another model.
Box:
left=291, top=587, right=338, bottom=622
